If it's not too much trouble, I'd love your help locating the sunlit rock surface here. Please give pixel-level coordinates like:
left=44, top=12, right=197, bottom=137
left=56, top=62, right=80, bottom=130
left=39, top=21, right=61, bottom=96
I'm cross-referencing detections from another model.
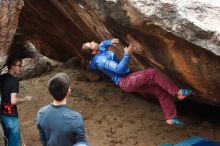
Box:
left=17, top=0, right=220, bottom=104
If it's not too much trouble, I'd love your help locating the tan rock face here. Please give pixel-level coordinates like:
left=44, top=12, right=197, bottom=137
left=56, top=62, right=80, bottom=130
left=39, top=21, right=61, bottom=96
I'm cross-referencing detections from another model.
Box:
left=18, top=0, right=220, bottom=105
left=19, top=0, right=107, bottom=62
left=0, top=0, right=23, bottom=66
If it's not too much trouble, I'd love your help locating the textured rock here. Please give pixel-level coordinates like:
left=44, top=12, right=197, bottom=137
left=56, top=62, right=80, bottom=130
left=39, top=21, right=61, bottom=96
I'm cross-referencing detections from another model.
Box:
left=16, top=57, right=52, bottom=80
left=0, top=123, right=5, bottom=146
left=0, top=0, right=24, bottom=68
left=129, top=0, right=220, bottom=55
left=18, top=0, right=220, bottom=105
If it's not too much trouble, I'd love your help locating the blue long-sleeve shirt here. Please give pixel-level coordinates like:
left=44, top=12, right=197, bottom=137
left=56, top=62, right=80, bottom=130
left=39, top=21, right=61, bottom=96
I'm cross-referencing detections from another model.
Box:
left=89, top=40, right=131, bottom=85
left=37, top=104, right=88, bottom=146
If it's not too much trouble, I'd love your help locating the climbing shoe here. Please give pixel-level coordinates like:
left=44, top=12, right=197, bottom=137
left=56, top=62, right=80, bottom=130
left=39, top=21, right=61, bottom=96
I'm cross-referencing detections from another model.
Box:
left=177, top=89, right=192, bottom=100
left=166, top=118, right=183, bottom=126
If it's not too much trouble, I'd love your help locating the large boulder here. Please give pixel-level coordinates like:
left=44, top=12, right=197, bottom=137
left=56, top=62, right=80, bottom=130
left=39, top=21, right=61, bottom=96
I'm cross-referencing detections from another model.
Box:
left=0, top=0, right=24, bottom=68
left=0, top=35, right=56, bottom=79
left=17, top=0, right=220, bottom=105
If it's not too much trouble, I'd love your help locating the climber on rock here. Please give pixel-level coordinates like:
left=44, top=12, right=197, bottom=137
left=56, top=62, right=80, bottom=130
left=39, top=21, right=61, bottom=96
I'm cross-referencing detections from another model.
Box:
left=81, top=38, right=192, bottom=126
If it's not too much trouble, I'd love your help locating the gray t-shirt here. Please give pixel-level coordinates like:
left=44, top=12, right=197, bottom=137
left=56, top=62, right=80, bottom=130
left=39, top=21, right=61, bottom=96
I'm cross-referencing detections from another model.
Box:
left=37, top=104, right=87, bottom=146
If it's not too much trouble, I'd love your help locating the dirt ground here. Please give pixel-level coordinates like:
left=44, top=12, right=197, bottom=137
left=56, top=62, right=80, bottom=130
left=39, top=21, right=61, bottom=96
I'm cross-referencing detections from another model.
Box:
left=18, top=65, right=220, bottom=146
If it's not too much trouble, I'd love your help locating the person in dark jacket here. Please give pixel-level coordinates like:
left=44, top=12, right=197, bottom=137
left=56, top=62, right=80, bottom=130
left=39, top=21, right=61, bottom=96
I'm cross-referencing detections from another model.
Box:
left=37, top=73, right=88, bottom=146
left=82, top=38, right=192, bottom=126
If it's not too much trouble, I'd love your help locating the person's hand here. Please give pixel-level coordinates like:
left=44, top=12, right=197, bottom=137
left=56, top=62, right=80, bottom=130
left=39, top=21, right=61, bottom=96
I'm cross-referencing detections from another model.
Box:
left=111, top=38, right=119, bottom=46
left=124, top=43, right=135, bottom=55
left=25, top=96, right=32, bottom=101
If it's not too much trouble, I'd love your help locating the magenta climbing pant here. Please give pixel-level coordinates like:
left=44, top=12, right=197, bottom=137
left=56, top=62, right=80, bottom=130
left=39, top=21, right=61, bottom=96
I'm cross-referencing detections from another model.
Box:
left=118, top=68, right=180, bottom=119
